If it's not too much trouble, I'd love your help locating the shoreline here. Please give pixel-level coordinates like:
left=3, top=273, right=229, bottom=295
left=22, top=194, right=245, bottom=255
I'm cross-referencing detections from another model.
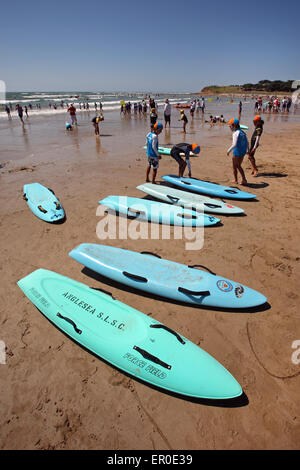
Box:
left=0, top=106, right=300, bottom=450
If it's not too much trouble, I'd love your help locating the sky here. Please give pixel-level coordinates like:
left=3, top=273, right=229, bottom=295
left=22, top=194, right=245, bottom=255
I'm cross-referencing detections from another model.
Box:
left=1, top=0, right=300, bottom=92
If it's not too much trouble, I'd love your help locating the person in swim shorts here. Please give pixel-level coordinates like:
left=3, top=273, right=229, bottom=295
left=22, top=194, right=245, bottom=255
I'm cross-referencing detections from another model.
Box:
left=145, top=121, right=163, bottom=183
left=170, top=142, right=200, bottom=177
left=248, top=115, right=264, bottom=177
left=227, top=118, right=249, bottom=185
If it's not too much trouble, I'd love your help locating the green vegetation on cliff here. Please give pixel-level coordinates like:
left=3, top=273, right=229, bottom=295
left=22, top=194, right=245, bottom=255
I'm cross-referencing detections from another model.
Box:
left=201, top=80, right=294, bottom=94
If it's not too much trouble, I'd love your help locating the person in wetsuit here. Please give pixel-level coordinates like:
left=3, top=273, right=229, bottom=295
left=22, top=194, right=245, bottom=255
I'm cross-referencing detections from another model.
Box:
left=248, top=115, right=264, bottom=177
left=170, top=142, right=200, bottom=177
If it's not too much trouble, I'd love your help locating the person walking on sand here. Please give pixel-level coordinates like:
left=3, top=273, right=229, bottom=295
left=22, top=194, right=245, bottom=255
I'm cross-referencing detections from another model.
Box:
left=170, top=142, right=200, bottom=177
left=68, top=104, right=77, bottom=125
left=5, top=105, right=11, bottom=119
left=179, top=109, right=188, bottom=133
left=227, top=118, right=248, bottom=185
left=16, top=104, right=24, bottom=124
left=248, top=115, right=264, bottom=177
left=164, top=98, right=171, bottom=128
left=145, top=121, right=163, bottom=183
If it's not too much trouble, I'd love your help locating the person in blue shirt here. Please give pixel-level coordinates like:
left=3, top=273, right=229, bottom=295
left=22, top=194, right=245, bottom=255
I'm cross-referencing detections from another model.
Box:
left=227, top=118, right=248, bottom=185
left=145, top=121, right=163, bottom=183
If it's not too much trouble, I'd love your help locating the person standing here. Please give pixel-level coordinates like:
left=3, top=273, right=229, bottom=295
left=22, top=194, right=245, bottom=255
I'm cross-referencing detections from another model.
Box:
left=164, top=98, right=171, bottom=128
left=227, top=118, right=248, bottom=185
left=248, top=115, right=264, bottom=177
left=150, top=108, right=158, bottom=128
left=68, top=104, right=78, bottom=125
left=5, top=105, right=11, bottom=119
left=190, top=100, right=196, bottom=119
left=145, top=121, right=163, bottom=183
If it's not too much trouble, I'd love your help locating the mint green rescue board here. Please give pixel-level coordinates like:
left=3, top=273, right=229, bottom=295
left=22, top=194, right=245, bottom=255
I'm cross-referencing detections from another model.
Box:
left=17, top=269, right=242, bottom=400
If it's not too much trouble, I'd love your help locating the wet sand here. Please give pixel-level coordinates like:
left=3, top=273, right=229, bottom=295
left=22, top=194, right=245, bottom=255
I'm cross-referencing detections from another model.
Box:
left=0, top=108, right=300, bottom=449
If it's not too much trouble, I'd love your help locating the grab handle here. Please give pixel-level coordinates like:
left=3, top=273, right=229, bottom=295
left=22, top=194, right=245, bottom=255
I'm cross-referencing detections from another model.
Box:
left=133, top=346, right=171, bottom=370
left=178, top=287, right=210, bottom=297
left=204, top=202, right=222, bottom=209
left=177, top=213, right=197, bottom=219
left=128, top=207, right=146, bottom=216
left=122, top=271, right=148, bottom=283
left=225, top=189, right=238, bottom=194
left=167, top=195, right=180, bottom=203
left=150, top=324, right=185, bottom=344
left=57, top=313, right=82, bottom=334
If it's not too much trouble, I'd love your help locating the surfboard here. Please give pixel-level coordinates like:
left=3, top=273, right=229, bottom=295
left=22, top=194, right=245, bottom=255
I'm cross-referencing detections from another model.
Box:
left=136, top=183, right=244, bottom=215
left=17, top=268, right=243, bottom=399
left=161, top=175, right=256, bottom=200
left=69, top=244, right=267, bottom=309
left=143, top=146, right=199, bottom=157
left=98, top=196, right=220, bottom=226
left=23, top=183, right=65, bottom=222
left=240, top=125, right=248, bottom=130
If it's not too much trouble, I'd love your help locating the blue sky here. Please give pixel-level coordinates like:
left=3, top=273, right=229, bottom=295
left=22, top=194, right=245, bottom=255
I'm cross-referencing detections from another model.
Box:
left=2, top=0, right=300, bottom=92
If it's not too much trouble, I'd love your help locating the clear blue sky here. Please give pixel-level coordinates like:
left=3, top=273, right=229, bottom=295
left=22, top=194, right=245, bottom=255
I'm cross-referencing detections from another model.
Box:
left=2, top=0, right=300, bottom=92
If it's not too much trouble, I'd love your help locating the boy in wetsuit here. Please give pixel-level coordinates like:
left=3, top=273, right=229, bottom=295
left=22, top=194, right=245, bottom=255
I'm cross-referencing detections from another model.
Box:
left=248, top=115, right=264, bottom=177
left=179, top=109, right=188, bottom=133
left=145, top=121, right=163, bottom=183
left=227, top=118, right=249, bottom=185
left=170, top=143, right=200, bottom=177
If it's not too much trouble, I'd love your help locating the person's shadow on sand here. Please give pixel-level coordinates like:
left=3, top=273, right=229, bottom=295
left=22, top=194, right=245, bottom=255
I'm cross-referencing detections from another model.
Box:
left=257, top=172, right=288, bottom=178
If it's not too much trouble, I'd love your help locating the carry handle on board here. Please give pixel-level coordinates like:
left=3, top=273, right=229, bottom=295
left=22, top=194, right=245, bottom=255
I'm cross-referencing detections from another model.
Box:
left=177, top=213, right=197, bottom=219
left=140, top=251, right=161, bottom=259
left=57, top=312, right=82, bottom=334
left=122, top=271, right=148, bottom=283
left=188, top=264, right=216, bottom=276
left=133, top=346, right=171, bottom=370
left=178, top=287, right=210, bottom=297
left=225, top=189, right=238, bottom=194
left=38, top=205, right=47, bottom=214
left=128, top=207, right=146, bottom=216
left=167, top=195, right=180, bottom=203
left=150, top=323, right=186, bottom=344
left=204, top=202, right=222, bottom=209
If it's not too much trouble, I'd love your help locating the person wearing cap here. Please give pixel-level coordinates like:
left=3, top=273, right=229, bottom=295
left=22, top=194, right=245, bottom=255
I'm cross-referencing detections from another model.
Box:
left=170, top=142, right=200, bottom=177
left=248, top=115, right=264, bottom=177
left=91, top=114, right=104, bottom=136
left=227, top=118, right=249, bottom=185
left=145, top=121, right=163, bottom=183
left=179, top=109, right=188, bottom=133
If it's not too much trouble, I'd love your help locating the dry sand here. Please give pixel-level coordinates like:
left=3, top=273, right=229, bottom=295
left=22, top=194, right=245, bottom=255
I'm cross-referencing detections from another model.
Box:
left=0, top=109, right=300, bottom=450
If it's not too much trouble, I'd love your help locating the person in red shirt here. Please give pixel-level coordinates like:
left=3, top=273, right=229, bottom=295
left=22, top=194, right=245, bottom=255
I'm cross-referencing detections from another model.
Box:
left=67, top=104, right=77, bottom=125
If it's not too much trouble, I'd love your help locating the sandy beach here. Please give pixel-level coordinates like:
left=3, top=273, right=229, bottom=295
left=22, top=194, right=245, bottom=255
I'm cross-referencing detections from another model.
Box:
left=0, top=104, right=300, bottom=450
